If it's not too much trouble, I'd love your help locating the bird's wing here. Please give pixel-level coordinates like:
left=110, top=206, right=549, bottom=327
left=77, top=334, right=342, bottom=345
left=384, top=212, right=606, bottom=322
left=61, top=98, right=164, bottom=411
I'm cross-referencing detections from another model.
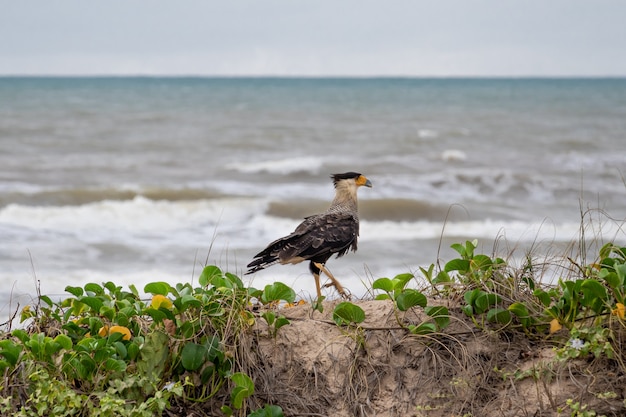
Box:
left=246, top=212, right=359, bottom=273
left=278, top=212, right=359, bottom=262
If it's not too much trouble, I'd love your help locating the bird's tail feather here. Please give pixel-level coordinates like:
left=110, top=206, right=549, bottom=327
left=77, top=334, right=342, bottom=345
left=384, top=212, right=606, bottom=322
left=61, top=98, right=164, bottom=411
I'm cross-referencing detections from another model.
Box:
left=245, top=256, right=279, bottom=275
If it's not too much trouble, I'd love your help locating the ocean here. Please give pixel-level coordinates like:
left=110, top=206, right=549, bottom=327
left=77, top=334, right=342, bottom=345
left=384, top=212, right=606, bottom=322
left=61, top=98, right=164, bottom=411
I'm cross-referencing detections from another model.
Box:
left=1, top=77, right=625, bottom=313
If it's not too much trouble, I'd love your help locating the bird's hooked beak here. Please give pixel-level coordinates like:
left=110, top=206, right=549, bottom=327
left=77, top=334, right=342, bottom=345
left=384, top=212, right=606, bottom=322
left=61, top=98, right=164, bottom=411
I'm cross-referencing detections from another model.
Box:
left=357, top=175, right=373, bottom=188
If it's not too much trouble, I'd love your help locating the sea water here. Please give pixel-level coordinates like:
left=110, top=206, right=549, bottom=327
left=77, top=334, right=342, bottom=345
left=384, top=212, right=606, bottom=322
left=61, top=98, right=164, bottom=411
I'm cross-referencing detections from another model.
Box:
left=1, top=77, right=625, bottom=312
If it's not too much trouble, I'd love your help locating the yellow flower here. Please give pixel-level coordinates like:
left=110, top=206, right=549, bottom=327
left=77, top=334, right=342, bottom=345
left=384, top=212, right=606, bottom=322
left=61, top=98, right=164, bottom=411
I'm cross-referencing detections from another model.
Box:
left=285, top=300, right=307, bottom=308
left=151, top=294, right=173, bottom=309
left=98, top=325, right=109, bottom=337
left=549, top=318, right=562, bottom=334
left=108, top=325, right=132, bottom=341
left=612, top=303, right=625, bottom=320
left=241, top=311, right=255, bottom=326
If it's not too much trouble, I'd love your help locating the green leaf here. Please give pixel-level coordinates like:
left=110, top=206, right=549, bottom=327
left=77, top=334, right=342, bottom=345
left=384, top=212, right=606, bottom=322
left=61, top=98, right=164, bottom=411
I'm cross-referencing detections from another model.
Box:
left=65, top=286, right=83, bottom=297
left=486, top=308, right=511, bottom=324
left=433, top=270, right=452, bottom=284
left=136, top=331, right=169, bottom=379
left=231, top=387, right=249, bottom=410
left=128, top=284, right=140, bottom=298
left=103, top=281, right=118, bottom=293
left=474, top=293, right=500, bottom=314
left=313, top=295, right=325, bottom=313
left=247, top=287, right=262, bottom=299
left=471, top=254, right=493, bottom=270
left=463, top=288, right=482, bottom=305
left=100, top=305, right=115, bottom=321
left=181, top=342, right=208, bottom=371
left=205, top=335, right=222, bottom=363
left=199, top=265, right=223, bottom=287
left=180, top=294, right=202, bottom=310
left=262, top=311, right=275, bottom=326
left=419, top=264, right=435, bottom=280
left=261, top=282, right=296, bottom=304
left=581, top=279, right=608, bottom=313
left=12, top=329, right=29, bottom=344
left=600, top=269, right=620, bottom=289
left=248, top=405, right=284, bottom=417
left=332, top=302, right=366, bottom=325
left=581, top=279, right=607, bottom=299
left=391, top=273, right=414, bottom=291
left=599, top=242, right=614, bottom=259
left=203, top=301, right=225, bottom=317
left=274, top=316, right=290, bottom=330
left=77, top=356, right=97, bottom=379
left=616, top=264, right=626, bottom=286
left=230, top=372, right=254, bottom=409
left=445, top=259, right=470, bottom=273
left=450, top=243, right=467, bottom=257
left=84, top=282, right=104, bottom=295
left=425, top=305, right=449, bottom=330
left=231, top=372, right=254, bottom=391
left=0, top=340, right=22, bottom=366
left=372, top=277, right=393, bottom=293
left=225, top=272, right=244, bottom=289
left=53, top=334, right=73, bottom=351
left=467, top=240, right=478, bottom=256
left=39, top=295, right=54, bottom=307
left=105, top=358, right=127, bottom=373
left=395, top=289, right=427, bottom=311
left=114, top=341, right=128, bottom=358
left=508, top=302, right=530, bottom=319
left=79, top=296, right=103, bottom=312
left=144, top=281, right=172, bottom=296
left=462, top=304, right=474, bottom=316
left=127, top=342, right=140, bottom=361
left=408, top=323, right=437, bottom=335
left=533, top=289, right=552, bottom=307
left=200, top=363, right=216, bottom=384
left=144, top=308, right=167, bottom=323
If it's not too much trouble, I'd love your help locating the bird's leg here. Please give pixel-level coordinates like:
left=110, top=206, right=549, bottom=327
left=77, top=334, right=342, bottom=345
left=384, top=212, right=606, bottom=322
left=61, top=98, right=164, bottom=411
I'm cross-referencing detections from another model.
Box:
left=313, top=262, right=349, bottom=300
left=313, top=272, right=322, bottom=300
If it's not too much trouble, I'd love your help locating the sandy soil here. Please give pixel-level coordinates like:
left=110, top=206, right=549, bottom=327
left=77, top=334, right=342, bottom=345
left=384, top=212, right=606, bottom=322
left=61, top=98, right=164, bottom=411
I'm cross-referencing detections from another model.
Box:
left=234, top=299, right=625, bottom=417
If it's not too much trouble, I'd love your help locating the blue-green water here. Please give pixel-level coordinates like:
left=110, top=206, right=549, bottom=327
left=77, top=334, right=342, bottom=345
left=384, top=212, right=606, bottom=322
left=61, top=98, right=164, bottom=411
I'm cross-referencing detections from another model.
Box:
left=1, top=77, right=625, bottom=309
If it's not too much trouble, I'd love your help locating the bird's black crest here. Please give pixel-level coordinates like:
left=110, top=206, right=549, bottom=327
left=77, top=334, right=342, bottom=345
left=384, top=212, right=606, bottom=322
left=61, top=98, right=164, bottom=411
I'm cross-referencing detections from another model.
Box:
left=331, top=172, right=362, bottom=187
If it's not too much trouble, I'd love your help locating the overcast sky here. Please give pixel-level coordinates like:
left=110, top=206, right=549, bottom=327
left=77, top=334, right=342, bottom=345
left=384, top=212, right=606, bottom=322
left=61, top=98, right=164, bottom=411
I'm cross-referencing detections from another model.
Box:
left=2, top=0, right=625, bottom=77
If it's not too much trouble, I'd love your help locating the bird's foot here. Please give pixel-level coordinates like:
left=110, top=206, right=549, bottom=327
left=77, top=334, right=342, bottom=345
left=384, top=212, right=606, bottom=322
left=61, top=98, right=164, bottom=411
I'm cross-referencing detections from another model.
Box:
left=323, top=282, right=351, bottom=300
left=314, top=262, right=350, bottom=300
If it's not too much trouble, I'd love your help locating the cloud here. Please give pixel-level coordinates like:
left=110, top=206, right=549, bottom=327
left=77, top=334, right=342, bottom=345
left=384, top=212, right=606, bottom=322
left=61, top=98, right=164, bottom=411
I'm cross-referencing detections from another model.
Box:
left=1, top=0, right=626, bottom=76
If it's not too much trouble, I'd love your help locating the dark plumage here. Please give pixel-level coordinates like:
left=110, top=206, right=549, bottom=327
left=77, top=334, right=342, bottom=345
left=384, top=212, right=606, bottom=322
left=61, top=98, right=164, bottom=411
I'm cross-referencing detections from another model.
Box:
left=246, top=172, right=372, bottom=298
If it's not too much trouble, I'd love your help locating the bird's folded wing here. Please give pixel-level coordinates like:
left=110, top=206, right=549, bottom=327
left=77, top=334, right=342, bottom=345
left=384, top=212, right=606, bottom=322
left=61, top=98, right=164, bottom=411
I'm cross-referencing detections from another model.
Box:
left=280, top=212, right=359, bottom=261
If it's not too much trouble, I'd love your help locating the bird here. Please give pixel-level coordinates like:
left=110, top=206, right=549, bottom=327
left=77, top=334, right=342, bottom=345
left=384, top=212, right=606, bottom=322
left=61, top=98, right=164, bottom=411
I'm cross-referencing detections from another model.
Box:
left=246, top=172, right=372, bottom=299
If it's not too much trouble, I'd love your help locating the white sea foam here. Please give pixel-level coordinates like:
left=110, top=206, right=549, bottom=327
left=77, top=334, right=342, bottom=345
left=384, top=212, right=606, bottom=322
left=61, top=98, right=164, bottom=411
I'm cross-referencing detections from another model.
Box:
left=226, top=157, right=324, bottom=175
left=441, top=149, right=467, bottom=162
left=3, top=195, right=619, bottom=250
left=0, top=196, right=268, bottom=244
left=0, top=182, right=46, bottom=193
left=360, top=219, right=589, bottom=243
left=417, top=128, right=438, bottom=139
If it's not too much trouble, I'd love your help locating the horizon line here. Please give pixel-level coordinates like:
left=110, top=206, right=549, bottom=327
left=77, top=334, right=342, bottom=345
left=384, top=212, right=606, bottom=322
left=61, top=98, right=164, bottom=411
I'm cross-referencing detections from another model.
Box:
left=0, top=74, right=625, bottom=80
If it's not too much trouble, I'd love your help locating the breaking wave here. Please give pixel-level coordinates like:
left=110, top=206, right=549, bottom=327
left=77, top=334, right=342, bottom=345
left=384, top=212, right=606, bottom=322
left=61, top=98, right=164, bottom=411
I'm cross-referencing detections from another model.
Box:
left=0, top=186, right=227, bottom=208
left=226, top=157, right=325, bottom=175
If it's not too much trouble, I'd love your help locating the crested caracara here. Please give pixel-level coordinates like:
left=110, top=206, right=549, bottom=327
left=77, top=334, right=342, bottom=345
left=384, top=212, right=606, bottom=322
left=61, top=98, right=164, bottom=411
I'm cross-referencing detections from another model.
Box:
left=246, top=172, right=372, bottom=299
